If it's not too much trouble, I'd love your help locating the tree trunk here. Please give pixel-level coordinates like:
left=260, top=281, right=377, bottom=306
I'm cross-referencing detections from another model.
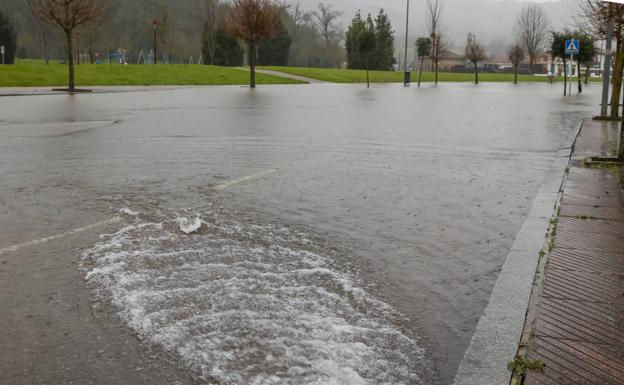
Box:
left=474, top=62, right=479, bottom=84
left=65, top=30, right=75, bottom=91
left=611, top=39, right=624, bottom=120
left=563, top=58, right=567, bottom=96
left=577, top=58, right=582, bottom=94
left=418, top=56, right=424, bottom=87
left=89, top=44, right=94, bottom=64
left=513, top=65, right=518, bottom=84
left=529, top=56, right=534, bottom=76
left=248, top=42, right=256, bottom=89
left=42, top=32, right=49, bottom=65
left=584, top=63, right=590, bottom=85
left=620, top=115, right=624, bottom=159
left=366, top=57, right=370, bottom=88
left=434, top=60, right=439, bottom=85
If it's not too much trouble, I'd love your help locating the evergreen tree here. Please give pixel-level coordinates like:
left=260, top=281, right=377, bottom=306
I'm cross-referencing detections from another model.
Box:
left=416, top=37, right=432, bottom=86
left=346, top=11, right=367, bottom=69
left=551, top=31, right=570, bottom=96
left=257, top=31, right=292, bottom=66
left=346, top=9, right=394, bottom=70
left=373, top=10, right=394, bottom=71
left=569, top=30, right=596, bottom=92
left=203, top=31, right=243, bottom=67
left=359, top=29, right=376, bottom=87
left=0, top=10, right=17, bottom=64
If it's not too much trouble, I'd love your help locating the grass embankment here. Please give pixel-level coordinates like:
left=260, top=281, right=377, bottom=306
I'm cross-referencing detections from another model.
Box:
left=0, top=60, right=303, bottom=87
left=261, top=66, right=602, bottom=84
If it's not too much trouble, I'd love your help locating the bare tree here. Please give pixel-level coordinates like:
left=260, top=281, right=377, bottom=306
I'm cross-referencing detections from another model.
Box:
left=465, top=35, right=486, bottom=84
left=427, top=0, right=448, bottom=85
left=30, top=8, right=54, bottom=64
left=227, top=0, right=282, bottom=88
left=514, top=4, right=549, bottom=76
left=507, top=44, right=525, bottom=85
left=156, top=8, right=173, bottom=63
left=313, top=3, right=342, bottom=67
left=196, top=0, right=221, bottom=65
left=82, top=24, right=100, bottom=64
left=577, top=1, right=624, bottom=118
left=29, top=0, right=108, bottom=90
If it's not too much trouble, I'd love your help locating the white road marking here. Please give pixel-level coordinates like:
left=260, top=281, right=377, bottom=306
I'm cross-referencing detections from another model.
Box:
left=0, top=217, right=122, bottom=256
left=211, top=169, right=277, bottom=191
left=0, top=170, right=277, bottom=256
left=38, top=121, right=113, bottom=128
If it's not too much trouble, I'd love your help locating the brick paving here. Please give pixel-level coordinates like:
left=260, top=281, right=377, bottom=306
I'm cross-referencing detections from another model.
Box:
left=524, top=121, right=624, bottom=385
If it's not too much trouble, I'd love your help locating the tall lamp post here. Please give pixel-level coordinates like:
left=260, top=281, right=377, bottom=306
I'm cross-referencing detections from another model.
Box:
left=404, top=0, right=411, bottom=86
left=152, top=19, right=159, bottom=65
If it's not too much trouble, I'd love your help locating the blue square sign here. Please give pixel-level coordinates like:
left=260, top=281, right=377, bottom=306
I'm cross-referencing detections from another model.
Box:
left=565, top=39, right=580, bottom=55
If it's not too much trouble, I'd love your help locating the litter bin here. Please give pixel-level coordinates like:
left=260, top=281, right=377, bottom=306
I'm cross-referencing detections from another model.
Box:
left=404, top=71, right=411, bottom=85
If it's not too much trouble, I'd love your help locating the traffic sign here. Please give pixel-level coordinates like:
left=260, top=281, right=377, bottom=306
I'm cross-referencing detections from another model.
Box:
left=565, top=39, right=580, bottom=55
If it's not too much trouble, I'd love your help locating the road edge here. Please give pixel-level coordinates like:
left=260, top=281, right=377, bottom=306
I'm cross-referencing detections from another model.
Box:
left=451, top=120, right=585, bottom=385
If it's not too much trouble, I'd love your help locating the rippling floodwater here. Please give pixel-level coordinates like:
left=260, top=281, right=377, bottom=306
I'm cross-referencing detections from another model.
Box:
left=0, top=83, right=601, bottom=384
left=82, top=206, right=429, bottom=385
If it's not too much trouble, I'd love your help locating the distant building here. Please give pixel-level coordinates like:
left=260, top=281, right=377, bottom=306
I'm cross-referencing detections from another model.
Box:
left=418, top=50, right=465, bottom=72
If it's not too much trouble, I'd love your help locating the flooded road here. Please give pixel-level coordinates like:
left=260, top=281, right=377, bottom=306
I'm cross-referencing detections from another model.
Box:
left=0, top=83, right=599, bottom=384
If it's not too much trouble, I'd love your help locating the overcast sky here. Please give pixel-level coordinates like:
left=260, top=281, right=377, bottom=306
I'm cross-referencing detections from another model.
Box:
left=295, top=0, right=578, bottom=57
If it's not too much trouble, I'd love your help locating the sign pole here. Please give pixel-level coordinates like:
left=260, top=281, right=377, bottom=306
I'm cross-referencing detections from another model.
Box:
left=570, top=53, right=574, bottom=96
left=602, top=20, right=613, bottom=117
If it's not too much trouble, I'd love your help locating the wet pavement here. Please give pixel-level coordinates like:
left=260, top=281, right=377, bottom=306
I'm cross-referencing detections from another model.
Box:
left=0, top=83, right=601, bottom=384
left=523, top=120, right=624, bottom=385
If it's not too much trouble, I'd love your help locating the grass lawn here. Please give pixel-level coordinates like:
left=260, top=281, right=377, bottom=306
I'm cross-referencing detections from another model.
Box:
left=261, top=66, right=601, bottom=84
left=0, top=60, right=303, bottom=87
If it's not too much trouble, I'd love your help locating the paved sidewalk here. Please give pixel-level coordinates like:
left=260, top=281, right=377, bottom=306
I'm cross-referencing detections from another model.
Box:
left=522, top=119, right=624, bottom=385
left=235, top=67, right=325, bottom=84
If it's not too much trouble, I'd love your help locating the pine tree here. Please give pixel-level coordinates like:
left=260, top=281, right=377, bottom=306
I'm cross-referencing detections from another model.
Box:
left=373, top=10, right=394, bottom=71
left=346, top=9, right=394, bottom=71
left=346, top=11, right=366, bottom=69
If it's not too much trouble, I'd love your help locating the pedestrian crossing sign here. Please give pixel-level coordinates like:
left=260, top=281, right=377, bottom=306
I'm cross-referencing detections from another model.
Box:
left=565, top=39, right=580, bottom=55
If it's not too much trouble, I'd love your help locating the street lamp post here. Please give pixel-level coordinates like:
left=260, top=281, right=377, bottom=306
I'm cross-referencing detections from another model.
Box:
left=404, top=0, right=411, bottom=86
left=601, top=19, right=613, bottom=117
left=152, top=19, right=159, bottom=65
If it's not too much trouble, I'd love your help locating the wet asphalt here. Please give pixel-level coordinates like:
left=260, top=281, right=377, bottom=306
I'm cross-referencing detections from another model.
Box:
left=0, top=82, right=600, bottom=385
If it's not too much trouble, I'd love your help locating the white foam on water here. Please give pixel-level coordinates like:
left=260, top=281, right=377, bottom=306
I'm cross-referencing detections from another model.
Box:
left=82, top=208, right=429, bottom=385
left=177, top=216, right=202, bottom=234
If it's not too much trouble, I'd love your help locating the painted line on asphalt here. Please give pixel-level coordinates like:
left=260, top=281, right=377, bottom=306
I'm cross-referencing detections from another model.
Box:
left=0, top=217, right=122, bottom=257
left=211, top=169, right=278, bottom=191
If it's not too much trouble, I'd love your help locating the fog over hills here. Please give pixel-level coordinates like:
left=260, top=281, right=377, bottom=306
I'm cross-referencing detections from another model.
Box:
left=297, top=0, right=577, bottom=57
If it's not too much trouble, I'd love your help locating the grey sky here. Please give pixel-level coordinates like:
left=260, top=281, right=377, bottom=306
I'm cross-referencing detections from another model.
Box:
left=295, top=0, right=578, bottom=57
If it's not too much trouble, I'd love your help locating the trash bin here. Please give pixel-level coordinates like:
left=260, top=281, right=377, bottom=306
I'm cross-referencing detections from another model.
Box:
left=404, top=71, right=411, bottom=84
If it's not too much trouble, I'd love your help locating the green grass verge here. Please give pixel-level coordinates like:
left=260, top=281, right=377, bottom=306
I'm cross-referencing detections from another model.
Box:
left=0, top=60, right=303, bottom=87
left=261, top=66, right=602, bottom=84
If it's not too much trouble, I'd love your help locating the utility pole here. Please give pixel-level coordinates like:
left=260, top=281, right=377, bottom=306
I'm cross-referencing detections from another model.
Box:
left=601, top=19, right=613, bottom=117
left=152, top=19, right=159, bottom=65
left=404, top=0, right=410, bottom=86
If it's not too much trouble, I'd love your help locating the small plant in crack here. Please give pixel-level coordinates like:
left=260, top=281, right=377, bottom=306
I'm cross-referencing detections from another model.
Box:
left=508, top=355, right=546, bottom=379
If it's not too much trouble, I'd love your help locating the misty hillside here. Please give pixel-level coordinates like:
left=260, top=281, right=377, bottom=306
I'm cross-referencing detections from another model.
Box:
left=1, top=0, right=580, bottom=62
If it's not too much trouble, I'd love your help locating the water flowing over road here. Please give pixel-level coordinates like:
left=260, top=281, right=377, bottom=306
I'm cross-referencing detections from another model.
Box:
left=0, top=83, right=600, bottom=384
